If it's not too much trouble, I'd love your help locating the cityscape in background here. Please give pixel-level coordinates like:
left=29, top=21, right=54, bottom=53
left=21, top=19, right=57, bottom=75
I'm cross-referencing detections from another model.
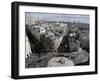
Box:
left=25, top=12, right=90, bottom=68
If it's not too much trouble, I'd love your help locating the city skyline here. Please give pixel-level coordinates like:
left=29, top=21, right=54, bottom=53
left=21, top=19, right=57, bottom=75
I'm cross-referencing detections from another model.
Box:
left=25, top=12, right=90, bottom=25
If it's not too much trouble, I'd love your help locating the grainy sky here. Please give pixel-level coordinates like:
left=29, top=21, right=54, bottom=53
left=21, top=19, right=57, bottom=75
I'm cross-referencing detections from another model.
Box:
left=25, top=12, right=89, bottom=24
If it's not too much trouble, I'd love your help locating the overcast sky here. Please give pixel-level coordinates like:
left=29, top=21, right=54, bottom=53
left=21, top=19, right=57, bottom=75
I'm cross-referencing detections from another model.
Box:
left=25, top=12, right=89, bottom=24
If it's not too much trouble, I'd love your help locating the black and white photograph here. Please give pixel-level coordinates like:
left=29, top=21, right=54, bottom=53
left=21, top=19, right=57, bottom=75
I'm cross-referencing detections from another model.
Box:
left=25, top=12, right=90, bottom=68
left=11, top=1, right=97, bottom=79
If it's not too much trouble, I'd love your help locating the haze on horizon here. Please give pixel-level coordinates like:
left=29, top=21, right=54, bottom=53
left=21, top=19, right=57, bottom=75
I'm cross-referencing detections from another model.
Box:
left=25, top=12, right=90, bottom=24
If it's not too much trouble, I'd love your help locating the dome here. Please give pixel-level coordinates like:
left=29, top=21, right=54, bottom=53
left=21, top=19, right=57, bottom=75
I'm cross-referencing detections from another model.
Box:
left=47, top=57, right=74, bottom=67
